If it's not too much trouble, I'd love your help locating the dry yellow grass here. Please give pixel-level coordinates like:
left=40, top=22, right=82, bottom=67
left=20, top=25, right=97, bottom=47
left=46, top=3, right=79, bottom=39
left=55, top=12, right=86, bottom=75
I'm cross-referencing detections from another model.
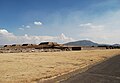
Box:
left=0, top=49, right=120, bottom=83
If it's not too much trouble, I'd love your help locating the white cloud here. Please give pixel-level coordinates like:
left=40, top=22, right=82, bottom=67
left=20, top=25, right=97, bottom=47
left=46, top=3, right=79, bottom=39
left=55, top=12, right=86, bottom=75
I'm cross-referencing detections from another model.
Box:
left=34, top=21, right=42, bottom=26
left=26, top=25, right=31, bottom=29
left=0, top=29, right=74, bottom=44
left=22, top=25, right=25, bottom=27
left=79, top=23, right=92, bottom=27
left=58, top=33, right=75, bottom=42
left=78, top=10, right=120, bottom=44
left=79, top=23, right=104, bottom=31
left=19, top=25, right=31, bottom=30
left=0, top=29, right=14, bottom=36
left=78, top=17, right=120, bottom=44
left=18, top=28, right=24, bottom=30
left=0, top=29, right=10, bottom=35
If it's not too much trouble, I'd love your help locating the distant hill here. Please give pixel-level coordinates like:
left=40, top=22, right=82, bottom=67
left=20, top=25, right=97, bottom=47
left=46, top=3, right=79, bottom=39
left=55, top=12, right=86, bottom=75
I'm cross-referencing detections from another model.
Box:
left=113, top=44, right=120, bottom=46
left=65, top=40, right=99, bottom=46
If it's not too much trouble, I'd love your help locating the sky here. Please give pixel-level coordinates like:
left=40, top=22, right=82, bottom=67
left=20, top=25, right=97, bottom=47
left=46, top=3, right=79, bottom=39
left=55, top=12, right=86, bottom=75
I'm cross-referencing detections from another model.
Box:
left=0, top=0, right=120, bottom=44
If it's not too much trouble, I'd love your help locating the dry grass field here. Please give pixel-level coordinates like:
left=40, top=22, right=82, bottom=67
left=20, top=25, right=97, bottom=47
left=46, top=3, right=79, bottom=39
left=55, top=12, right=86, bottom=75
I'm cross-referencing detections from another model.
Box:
left=0, top=49, right=120, bottom=83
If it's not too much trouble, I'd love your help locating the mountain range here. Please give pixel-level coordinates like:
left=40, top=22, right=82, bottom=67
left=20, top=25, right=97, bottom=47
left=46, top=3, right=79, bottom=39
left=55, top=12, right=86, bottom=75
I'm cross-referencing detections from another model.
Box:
left=64, top=40, right=120, bottom=46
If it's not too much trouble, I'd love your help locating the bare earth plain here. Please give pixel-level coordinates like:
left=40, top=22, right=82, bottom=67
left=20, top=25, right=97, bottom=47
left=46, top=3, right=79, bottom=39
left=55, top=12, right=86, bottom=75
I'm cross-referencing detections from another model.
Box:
left=0, top=50, right=120, bottom=83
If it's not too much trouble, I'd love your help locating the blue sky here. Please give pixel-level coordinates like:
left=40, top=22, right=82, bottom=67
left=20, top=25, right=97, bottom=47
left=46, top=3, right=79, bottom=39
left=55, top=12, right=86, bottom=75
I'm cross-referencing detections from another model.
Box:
left=0, top=0, right=120, bottom=44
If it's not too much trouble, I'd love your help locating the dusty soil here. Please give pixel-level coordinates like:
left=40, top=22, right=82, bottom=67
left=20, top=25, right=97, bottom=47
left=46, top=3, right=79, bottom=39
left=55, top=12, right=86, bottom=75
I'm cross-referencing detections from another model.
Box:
left=0, top=50, right=120, bottom=83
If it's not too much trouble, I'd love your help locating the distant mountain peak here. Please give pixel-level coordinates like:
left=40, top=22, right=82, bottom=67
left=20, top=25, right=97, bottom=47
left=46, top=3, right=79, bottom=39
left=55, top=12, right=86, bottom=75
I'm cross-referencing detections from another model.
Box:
left=65, top=40, right=99, bottom=46
left=113, top=44, right=120, bottom=46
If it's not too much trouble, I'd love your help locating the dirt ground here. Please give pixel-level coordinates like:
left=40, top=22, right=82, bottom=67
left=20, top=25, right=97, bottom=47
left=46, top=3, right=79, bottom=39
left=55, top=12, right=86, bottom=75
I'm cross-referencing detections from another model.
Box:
left=0, top=49, right=120, bottom=83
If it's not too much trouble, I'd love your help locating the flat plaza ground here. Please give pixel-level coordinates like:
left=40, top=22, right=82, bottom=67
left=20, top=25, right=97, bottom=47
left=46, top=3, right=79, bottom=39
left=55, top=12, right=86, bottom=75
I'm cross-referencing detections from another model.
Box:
left=0, top=49, right=120, bottom=83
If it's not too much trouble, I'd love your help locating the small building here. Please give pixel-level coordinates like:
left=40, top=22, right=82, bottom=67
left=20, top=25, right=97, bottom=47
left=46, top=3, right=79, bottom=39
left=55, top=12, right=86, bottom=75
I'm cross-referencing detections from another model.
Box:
left=4, top=45, right=12, bottom=48
left=63, top=45, right=81, bottom=51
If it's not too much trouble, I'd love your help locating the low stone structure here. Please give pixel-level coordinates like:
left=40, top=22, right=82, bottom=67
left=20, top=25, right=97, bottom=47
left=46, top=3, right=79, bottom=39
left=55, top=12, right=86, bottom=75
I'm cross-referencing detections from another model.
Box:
left=1, top=42, right=119, bottom=53
left=1, top=42, right=78, bottom=53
